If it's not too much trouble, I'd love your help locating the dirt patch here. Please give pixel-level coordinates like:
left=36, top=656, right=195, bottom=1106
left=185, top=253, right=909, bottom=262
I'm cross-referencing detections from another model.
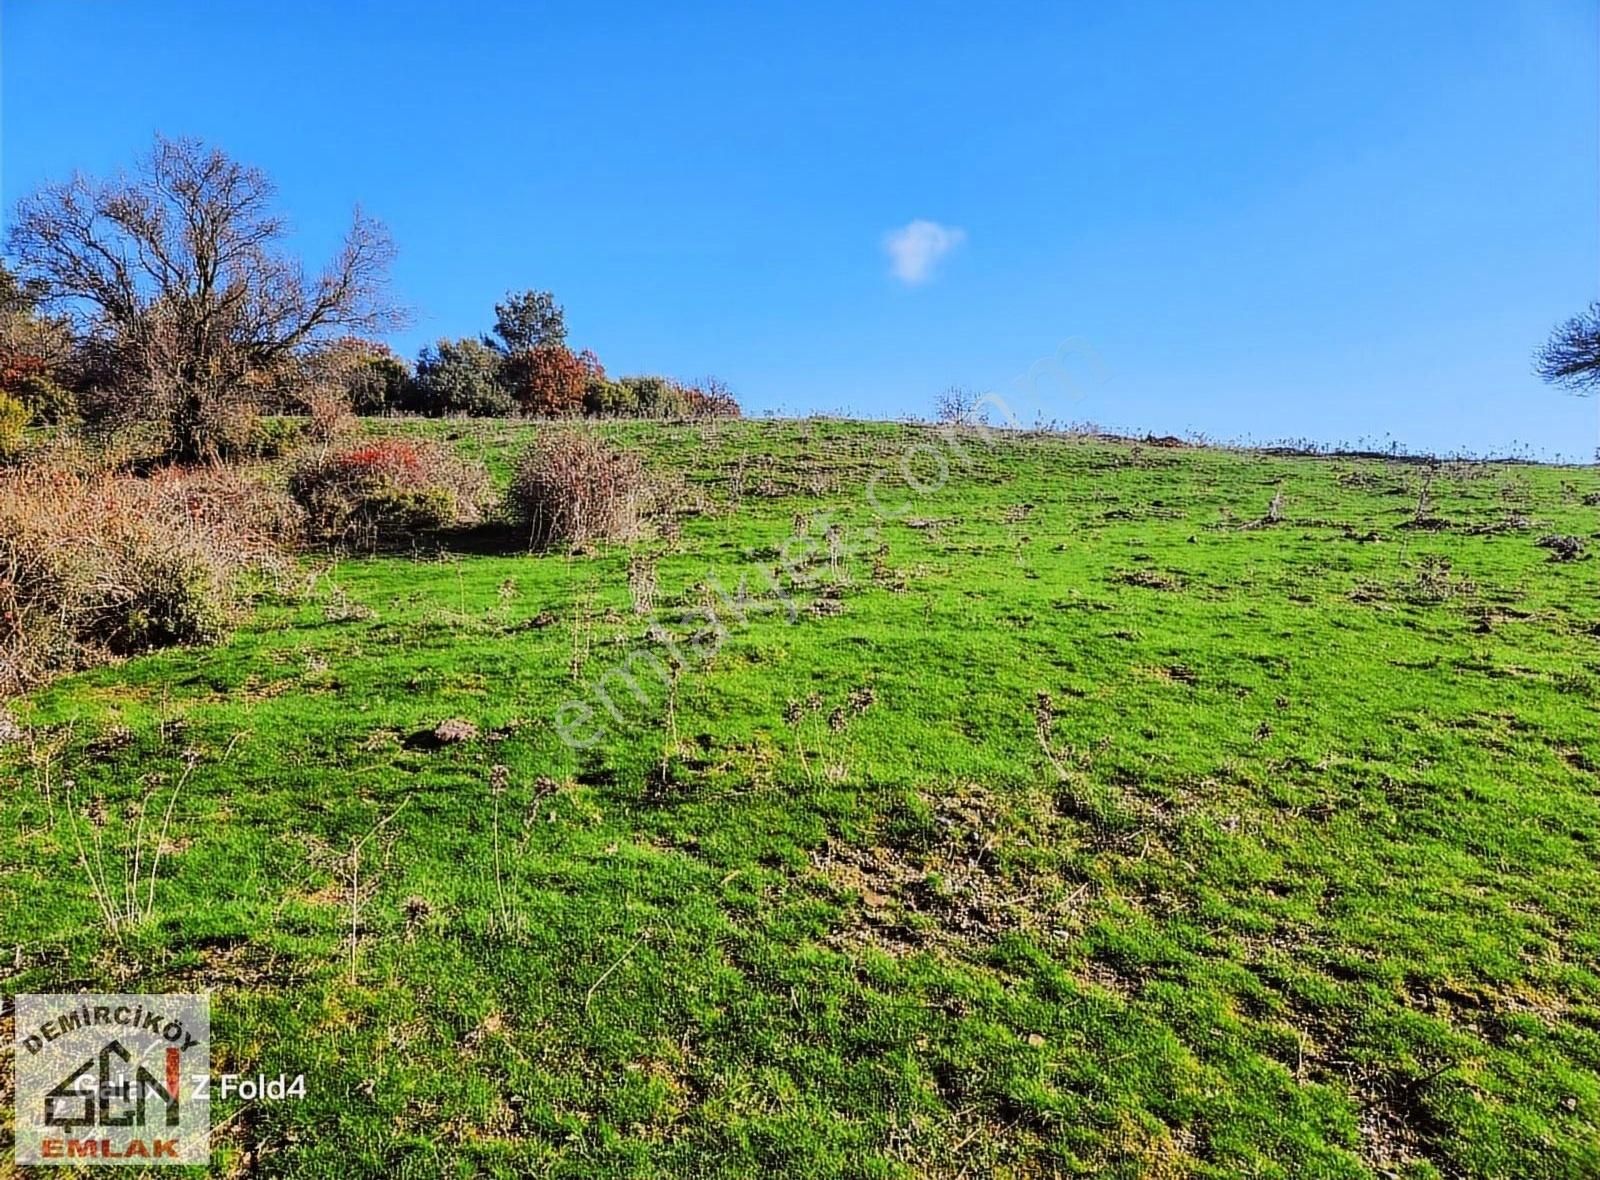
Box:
left=1345, top=1063, right=1453, bottom=1178
left=165, top=937, right=304, bottom=990
left=1117, top=568, right=1185, bottom=592
left=815, top=784, right=1090, bottom=957
left=1075, top=956, right=1142, bottom=1000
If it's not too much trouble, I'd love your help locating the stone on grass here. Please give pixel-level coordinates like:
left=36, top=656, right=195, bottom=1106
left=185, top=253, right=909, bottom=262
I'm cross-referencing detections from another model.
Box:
left=433, top=718, right=479, bottom=745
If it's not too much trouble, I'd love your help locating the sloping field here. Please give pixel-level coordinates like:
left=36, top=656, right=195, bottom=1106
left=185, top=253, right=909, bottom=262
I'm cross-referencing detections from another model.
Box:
left=4, top=419, right=1598, bottom=1178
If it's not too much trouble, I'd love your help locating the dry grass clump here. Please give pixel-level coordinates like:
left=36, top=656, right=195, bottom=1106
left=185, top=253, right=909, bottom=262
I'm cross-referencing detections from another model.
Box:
left=289, top=437, right=487, bottom=549
left=506, top=430, right=647, bottom=549
left=0, top=463, right=300, bottom=695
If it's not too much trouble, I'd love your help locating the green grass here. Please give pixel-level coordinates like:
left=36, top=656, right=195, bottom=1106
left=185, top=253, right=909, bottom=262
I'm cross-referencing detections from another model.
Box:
left=4, top=418, right=1599, bottom=1178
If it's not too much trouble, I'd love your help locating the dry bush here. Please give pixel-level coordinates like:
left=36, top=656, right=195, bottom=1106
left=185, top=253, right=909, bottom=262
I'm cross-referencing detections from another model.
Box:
left=506, top=431, right=648, bottom=549
left=300, top=384, right=358, bottom=446
left=289, top=437, right=487, bottom=549
left=10, top=429, right=160, bottom=480
left=0, top=463, right=300, bottom=695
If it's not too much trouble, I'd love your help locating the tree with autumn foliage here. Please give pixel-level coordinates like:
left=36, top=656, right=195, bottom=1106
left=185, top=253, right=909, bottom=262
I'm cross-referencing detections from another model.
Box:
left=505, top=345, right=603, bottom=417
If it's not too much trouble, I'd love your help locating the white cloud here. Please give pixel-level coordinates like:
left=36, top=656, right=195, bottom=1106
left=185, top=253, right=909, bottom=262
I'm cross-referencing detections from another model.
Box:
left=883, top=219, right=965, bottom=285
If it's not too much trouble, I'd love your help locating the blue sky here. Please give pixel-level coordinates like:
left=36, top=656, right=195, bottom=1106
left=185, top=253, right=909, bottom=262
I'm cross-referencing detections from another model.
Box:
left=3, top=1, right=1596, bottom=456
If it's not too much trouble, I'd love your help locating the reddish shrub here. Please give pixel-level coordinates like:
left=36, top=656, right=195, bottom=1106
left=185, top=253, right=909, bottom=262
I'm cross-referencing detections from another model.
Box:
left=0, top=347, right=74, bottom=425
left=506, top=345, right=602, bottom=417
left=0, top=348, right=48, bottom=391
left=336, top=440, right=425, bottom=475
left=289, top=437, right=487, bottom=548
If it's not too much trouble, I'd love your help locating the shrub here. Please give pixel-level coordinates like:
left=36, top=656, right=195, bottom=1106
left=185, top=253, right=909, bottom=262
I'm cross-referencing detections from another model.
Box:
left=344, top=351, right=412, bottom=416
left=682, top=376, right=742, bottom=419
left=10, top=372, right=75, bottom=424
left=619, top=375, right=690, bottom=418
left=0, top=394, right=27, bottom=459
left=410, top=338, right=513, bottom=417
left=0, top=463, right=298, bottom=695
left=0, top=278, right=76, bottom=423
left=289, top=438, right=488, bottom=548
left=506, top=431, right=647, bottom=549
left=0, top=350, right=75, bottom=424
left=240, top=416, right=307, bottom=459
left=196, top=396, right=270, bottom=462
left=608, top=375, right=740, bottom=420
left=299, top=383, right=359, bottom=446
left=583, top=376, right=638, bottom=417
left=505, top=345, right=593, bottom=417
left=309, top=338, right=413, bottom=415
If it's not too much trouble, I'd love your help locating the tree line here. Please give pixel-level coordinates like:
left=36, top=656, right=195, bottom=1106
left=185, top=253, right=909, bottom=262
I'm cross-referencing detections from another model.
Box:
left=0, top=135, right=736, bottom=462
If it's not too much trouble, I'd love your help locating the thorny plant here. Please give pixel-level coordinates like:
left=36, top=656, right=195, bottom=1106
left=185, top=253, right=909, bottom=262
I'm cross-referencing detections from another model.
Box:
left=493, top=576, right=520, bottom=624
left=24, top=719, right=75, bottom=828
left=654, top=660, right=684, bottom=791
left=1410, top=554, right=1477, bottom=603
left=825, top=522, right=846, bottom=581
left=1034, top=692, right=1073, bottom=784
left=488, top=766, right=568, bottom=939
left=569, top=577, right=597, bottom=684
left=1414, top=472, right=1434, bottom=522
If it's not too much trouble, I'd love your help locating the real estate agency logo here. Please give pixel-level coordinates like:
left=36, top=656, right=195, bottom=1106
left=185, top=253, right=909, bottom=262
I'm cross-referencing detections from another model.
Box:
left=14, top=993, right=210, bottom=1166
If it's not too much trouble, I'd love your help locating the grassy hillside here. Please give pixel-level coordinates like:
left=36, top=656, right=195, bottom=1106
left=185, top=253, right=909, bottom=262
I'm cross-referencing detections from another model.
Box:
left=4, top=418, right=1598, bottom=1178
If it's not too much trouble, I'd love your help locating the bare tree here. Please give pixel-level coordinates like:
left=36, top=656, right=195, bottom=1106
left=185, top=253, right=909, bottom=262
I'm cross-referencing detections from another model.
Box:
left=934, top=384, right=982, bottom=426
left=5, top=134, right=399, bottom=458
left=1535, top=302, right=1600, bottom=393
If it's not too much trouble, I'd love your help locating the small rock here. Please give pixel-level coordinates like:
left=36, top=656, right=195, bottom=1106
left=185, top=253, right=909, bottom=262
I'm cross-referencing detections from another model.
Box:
left=1536, top=534, right=1585, bottom=562
left=433, top=718, right=479, bottom=744
left=1025, top=1033, right=1046, bottom=1047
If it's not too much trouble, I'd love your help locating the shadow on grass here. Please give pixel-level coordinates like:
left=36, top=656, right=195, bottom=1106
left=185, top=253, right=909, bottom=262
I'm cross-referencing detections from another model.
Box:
left=430, top=522, right=535, bottom=557
left=306, top=522, right=537, bottom=559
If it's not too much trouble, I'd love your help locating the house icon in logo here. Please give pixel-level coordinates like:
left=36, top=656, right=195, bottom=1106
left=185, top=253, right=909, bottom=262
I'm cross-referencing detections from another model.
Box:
left=45, top=1038, right=182, bottom=1130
